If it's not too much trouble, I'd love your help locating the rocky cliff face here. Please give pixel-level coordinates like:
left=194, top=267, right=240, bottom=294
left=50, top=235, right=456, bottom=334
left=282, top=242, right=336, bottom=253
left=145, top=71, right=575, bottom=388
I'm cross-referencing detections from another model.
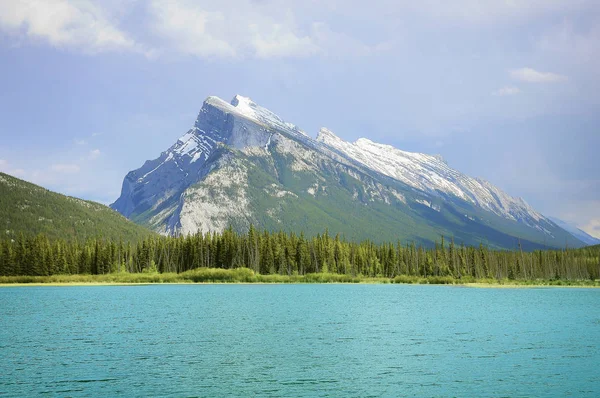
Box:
left=111, top=95, right=583, bottom=249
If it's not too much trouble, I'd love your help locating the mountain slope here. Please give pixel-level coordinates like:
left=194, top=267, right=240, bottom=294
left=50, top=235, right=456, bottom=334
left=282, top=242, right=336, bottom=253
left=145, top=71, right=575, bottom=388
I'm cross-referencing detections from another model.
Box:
left=112, top=95, right=584, bottom=250
left=0, top=172, right=154, bottom=242
left=548, top=217, right=600, bottom=246
left=317, top=130, right=545, bottom=228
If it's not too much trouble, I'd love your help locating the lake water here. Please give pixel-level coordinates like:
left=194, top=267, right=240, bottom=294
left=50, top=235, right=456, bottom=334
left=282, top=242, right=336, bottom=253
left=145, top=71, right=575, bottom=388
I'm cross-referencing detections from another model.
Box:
left=1, top=284, right=599, bottom=397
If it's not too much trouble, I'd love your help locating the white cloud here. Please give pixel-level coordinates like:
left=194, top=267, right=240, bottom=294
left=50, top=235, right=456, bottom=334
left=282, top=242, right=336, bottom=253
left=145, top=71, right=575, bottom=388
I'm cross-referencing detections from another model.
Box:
left=556, top=199, right=600, bottom=240
left=147, top=0, right=371, bottom=59
left=75, top=139, right=87, bottom=145
left=510, top=67, right=567, bottom=83
left=0, top=0, right=137, bottom=53
left=88, top=149, right=101, bottom=159
left=580, top=219, right=600, bottom=239
left=1, top=0, right=597, bottom=62
left=251, top=23, right=320, bottom=59
left=150, top=1, right=236, bottom=58
left=0, top=0, right=382, bottom=59
left=492, top=86, right=522, bottom=96
left=51, top=163, right=80, bottom=173
left=0, top=159, right=6, bottom=168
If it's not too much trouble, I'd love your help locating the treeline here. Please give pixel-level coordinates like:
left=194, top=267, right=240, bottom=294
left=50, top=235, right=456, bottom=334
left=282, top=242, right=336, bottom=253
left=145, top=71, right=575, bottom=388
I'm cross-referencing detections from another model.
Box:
left=0, top=226, right=598, bottom=280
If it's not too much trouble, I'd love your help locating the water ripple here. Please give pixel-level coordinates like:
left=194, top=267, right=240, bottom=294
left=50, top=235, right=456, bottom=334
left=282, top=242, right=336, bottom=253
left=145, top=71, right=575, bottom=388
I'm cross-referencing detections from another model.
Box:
left=0, top=284, right=599, bottom=397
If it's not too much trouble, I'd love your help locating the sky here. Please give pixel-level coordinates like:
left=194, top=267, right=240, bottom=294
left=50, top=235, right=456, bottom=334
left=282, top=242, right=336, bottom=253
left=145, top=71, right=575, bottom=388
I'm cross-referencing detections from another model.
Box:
left=0, top=0, right=599, bottom=238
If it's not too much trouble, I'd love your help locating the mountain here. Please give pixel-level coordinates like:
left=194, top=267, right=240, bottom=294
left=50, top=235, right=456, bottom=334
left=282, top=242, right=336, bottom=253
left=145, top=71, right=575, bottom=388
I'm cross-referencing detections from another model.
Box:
left=0, top=172, right=154, bottom=242
left=548, top=217, right=600, bottom=246
left=112, top=95, right=584, bottom=250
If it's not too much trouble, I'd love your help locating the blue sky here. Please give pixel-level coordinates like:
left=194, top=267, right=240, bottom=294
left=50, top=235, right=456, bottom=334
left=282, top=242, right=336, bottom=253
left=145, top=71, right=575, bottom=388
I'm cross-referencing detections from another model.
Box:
left=0, top=0, right=599, bottom=238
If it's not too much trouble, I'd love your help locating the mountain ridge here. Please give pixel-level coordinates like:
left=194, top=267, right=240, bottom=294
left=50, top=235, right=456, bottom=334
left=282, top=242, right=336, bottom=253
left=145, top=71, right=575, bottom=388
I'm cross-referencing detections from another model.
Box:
left=111, top=94, right=584, bottom=250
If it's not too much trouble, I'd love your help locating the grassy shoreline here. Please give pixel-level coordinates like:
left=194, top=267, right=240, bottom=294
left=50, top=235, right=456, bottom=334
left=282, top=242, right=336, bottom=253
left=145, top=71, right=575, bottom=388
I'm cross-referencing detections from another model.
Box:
left=0, top=268, right=598, bottom=287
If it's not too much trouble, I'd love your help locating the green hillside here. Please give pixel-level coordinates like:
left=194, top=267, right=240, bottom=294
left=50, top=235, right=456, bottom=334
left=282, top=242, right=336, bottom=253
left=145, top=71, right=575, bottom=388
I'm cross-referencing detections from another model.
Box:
left=0, top=172, right=154, bottom=242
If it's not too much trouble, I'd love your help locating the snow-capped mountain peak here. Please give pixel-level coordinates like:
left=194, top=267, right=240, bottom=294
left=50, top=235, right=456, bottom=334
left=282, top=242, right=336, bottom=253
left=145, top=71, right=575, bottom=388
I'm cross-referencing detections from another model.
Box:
left=201, top=95, right=311, bottom=141
left=112, top=94, right=582, bottom=248
left=316, top=127, right=343, bottom=143
left=230, top=94, right=257, bottom=115
left=201, top=96, right=551, bottom=227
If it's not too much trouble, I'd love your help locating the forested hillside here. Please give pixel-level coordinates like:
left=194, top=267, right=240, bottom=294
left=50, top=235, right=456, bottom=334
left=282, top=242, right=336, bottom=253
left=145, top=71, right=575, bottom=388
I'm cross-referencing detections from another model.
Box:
left=0, top=172, right=154, bottom=242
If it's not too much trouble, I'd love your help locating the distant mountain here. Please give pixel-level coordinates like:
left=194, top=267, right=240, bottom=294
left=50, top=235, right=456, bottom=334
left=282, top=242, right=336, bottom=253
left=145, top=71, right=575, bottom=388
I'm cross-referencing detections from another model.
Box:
left=112, top=95, right=584, bottom=250
left=0, top=172, right=154, bottom=242
left=548, top=217, right=600, bottom=246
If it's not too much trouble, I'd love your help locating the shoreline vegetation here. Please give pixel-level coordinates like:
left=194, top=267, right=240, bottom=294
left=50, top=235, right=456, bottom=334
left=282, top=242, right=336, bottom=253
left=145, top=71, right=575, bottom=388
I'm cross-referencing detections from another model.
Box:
left=1, top=268, right=598, bottom=287
left=1, top=228, right=598, bottom=288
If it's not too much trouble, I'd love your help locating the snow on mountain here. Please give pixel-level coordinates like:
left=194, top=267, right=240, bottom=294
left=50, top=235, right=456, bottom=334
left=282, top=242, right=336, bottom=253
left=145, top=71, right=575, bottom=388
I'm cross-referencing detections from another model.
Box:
left=112, top=94, right=582, bottom=248
left=316, top=128, right=546, bottom=228
left=206, top=95, right=309, bottom=139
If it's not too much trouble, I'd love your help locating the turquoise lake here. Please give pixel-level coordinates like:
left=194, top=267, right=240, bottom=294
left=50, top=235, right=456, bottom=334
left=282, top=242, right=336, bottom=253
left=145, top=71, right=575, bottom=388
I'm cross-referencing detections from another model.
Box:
left=1, top=284, right=599, bottom=397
